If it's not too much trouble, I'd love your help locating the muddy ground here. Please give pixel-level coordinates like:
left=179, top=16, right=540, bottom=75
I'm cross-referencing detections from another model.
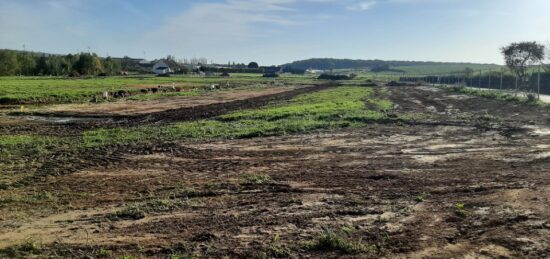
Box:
left=0, top=85, right=549, bottom=258
left=0, top=84, right=332, bottom=136
left=39, top=86, right=301, bottom=117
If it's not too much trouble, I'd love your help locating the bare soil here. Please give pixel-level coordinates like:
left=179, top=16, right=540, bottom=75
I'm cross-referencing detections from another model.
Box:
left=40, top=86, right=300, bottom=116
left=0, top=85, right=549, bottom=258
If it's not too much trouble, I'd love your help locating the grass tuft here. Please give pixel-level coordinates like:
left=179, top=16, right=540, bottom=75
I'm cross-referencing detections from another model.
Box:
left=242, top=174, right=273, bottom=185
left=305, top=230, right=375, bottom=255
left=108, top=198, right=199, bottom=221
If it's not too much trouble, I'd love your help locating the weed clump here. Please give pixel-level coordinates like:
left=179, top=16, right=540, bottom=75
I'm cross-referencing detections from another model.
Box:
left=107, top=198, right=197, bottom=221
left=97, top=248, right=113, bottom=258
left=0, top=240, right=43, bottom=257
left=305, top=230, right=375, bottom=255
left=415, top=193, right=427, bottom=202
left=108, top=205, right=145, bottom=220
left=242, top=174, right=273, bottom=185
left=454, top=202, right=467, bottom=217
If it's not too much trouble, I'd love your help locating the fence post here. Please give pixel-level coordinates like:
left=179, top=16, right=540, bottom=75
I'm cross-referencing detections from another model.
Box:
left=500, top=69, right=503, bottom=90
left=538, top=65, right=541, bottom=101
left=488, top=70, right=492, bottom=89
left=478, top=70, right=482, bottom=89
left=515, top=76, right=518, bottom=97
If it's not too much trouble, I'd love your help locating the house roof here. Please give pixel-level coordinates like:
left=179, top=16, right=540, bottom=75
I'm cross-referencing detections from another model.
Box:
left=156, top=59, right=181, bottom=70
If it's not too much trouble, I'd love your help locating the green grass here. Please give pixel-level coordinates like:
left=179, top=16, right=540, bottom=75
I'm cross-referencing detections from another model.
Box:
left=242, top=174, right=273, bottom=185
left=0, top=74, right=316, bottom=104
left=82, top=86, right=391, bottom=147
left=0, top=240, right=44, bottom=258
left=0, top=191, right=59, bottom=206
left=305, top=230, right=375, bottom=255
left=0, top=135, right=65, bottom=163
left=442, top=86, right=550, bottom=108
left=454, top=202, right=467, bottom=217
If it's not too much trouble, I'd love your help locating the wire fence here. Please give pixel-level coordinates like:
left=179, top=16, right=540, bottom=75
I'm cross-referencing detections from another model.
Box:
left=397, top=67, right=550, bottom=100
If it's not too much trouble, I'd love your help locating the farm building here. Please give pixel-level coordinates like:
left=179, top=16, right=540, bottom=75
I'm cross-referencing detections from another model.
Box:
left=306, top=68, right=326, bottom=74
left=152, top=59, right=181, bottom=75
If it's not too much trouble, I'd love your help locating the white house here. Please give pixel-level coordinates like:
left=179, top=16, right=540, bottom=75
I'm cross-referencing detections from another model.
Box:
left=152, top=60, right=173, bottom=75
left=306, top=68, right=325, bottom=74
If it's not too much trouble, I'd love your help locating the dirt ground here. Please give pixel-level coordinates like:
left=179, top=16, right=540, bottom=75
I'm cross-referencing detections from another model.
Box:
left=39, top=86, right=301, bottom=116
left=0, top=85, right=549, bottom=258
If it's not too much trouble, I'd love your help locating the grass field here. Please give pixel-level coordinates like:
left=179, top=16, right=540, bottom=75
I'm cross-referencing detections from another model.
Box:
left=0, top=74, right=317, bottom=104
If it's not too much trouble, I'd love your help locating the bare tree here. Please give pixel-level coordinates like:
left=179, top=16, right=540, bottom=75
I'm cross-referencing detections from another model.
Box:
left=501, top=41, right=545, bottom=90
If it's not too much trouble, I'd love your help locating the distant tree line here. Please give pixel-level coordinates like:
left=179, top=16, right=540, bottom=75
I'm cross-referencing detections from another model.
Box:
left=0, top=49, right=124, bottom=76
left=198, top=66, right=264, bottom=74
left=283, top=58, right=495, bottom=71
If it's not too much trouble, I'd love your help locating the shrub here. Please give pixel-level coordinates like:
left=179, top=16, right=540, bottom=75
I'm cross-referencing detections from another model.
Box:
left=263, top=73, right=279, bottom=78
left=527, top=93, right=537, bottom=103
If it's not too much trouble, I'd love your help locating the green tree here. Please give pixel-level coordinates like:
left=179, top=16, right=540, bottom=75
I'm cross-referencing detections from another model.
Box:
left=17, top=52, right=37, bottom=75
left=120, top=56, right=134, bottom=71
left=544, top=42, right=550, bottom=73
left=74, top=53, right=103, bottom=75
left=501, top=42, right=545, bottom=89
left=247, top=62, right=259, bottom=69
left=35, top=55, right=50, bottom=75
left=103, top=57, right=121, bottom=75
left=0, top=50, right=19, bottom=76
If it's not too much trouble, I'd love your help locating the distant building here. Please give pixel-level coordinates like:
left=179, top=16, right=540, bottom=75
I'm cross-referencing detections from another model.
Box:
left=306, top=69, right=325, bottom=74
left=152, top=59, right=181, bottom=75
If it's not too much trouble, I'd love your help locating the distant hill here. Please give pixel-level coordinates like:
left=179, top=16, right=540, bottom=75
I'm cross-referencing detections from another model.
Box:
left=282, top=58, right=501, bottom=74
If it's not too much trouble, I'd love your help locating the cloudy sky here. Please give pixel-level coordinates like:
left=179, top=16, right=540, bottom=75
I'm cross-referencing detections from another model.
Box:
left=0, top=0, right=548, bottom=65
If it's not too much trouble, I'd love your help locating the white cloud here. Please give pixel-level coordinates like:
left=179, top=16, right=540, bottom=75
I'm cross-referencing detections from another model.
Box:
left=144, top=0, right=304, bottom=52
left=347, top=0, right=377, bottom=11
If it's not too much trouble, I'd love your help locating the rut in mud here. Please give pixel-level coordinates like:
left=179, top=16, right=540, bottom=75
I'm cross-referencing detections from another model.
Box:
left=0, top=85, right=549, bottom=258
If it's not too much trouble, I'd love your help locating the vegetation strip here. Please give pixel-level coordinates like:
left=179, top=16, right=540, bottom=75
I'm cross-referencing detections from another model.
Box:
left=83, top=86, right=392, bottom=146
left=440, top=85, right=550, bottom=109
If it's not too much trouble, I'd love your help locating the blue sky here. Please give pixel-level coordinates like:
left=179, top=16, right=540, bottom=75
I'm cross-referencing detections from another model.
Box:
left=0, top=0, right=548, bottom=65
